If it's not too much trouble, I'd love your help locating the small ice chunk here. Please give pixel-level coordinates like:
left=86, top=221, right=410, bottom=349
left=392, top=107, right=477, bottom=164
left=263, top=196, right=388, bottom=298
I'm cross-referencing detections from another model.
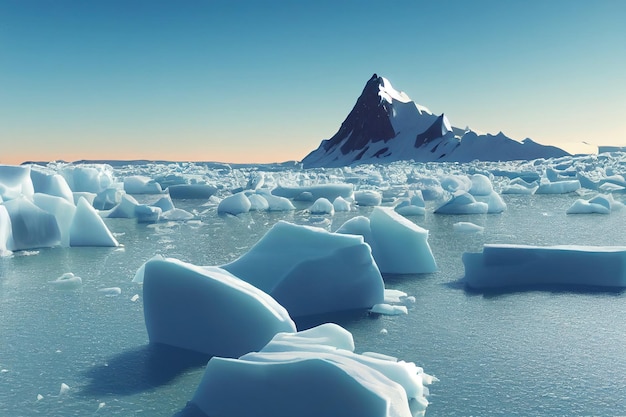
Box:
left=98, top=287, right=121, bottom=296
left=161, top=208, right=195, bottom=221
left=333, top=196, right=352, bottom=212
left=354, top=190, right=382, bottom=206
left=309, top=198, right=334, bottom=215
left=49, top=272, right=82, bottom=289
left=453, top=221, right=484, bottom=233
left=370, top=304, right=408, bottom=315
left=384, top=289, right=408, bottom=303
left=59, top=382, right=70, bottom=395
left=218, top=192, right=251, bottom=215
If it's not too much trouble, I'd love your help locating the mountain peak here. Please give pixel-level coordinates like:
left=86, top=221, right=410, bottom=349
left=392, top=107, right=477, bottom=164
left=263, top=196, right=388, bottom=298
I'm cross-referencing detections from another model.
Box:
left=301, top=75, right=569, bottom=168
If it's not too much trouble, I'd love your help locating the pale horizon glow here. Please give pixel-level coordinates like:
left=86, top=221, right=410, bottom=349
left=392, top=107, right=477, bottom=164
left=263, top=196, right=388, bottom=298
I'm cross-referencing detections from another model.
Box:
left=1, top=0, right=625, bottom=165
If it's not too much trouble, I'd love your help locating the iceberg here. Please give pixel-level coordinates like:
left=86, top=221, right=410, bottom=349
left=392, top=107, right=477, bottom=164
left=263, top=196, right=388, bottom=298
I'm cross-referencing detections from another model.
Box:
left=123, top=175, right=163, bottom=194
left=0, top=164, right=34, bottom=201
left=183, top=324, right=434, bottom=417
left=566, top=194, right=621, bottom=215
left=30, top=167, right=74, bottom=203
left=33, top=193, right=76, bottom=247
left=354, top=190, right=382, bottom=206
left=3, top=197, right=61, bottom=250
left=217, top=192, right=251, bottom=215
left=0, top=205, right=13, bottom=255
left=394, top=191, right=426, bottom=216
left=336, top=207, right=437, bottom=274
left=535, top=179, right=581, bottom=194
left=61, top=164, right=114, bottom=194
left=309, top=197, right=334, bottom=215
left=223, top=221, right=384, bottom=317
left=435, top=191, right=489, bottom=214
left=70, top=197, right=119, bottom=247
left=142, top=257, right=296, bottom=356
left=333, top=196, right=352, bottom=211
left=463, top=244, right=626, bottom=289
left=107, top=194, right=141, bottom=218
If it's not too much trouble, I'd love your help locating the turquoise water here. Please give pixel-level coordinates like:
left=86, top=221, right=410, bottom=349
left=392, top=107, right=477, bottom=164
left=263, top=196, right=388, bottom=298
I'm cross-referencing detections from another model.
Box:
left=1, top=189, right=626, bottom=416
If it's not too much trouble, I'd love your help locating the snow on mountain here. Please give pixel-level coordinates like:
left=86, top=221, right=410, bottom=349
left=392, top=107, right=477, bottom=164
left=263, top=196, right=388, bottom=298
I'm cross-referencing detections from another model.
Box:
left=301, top=74, right=569, bottom=168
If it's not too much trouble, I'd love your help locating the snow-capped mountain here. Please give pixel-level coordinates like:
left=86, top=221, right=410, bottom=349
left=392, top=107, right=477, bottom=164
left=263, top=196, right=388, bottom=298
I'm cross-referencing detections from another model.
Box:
left=301, top=74, right=569, bottom=168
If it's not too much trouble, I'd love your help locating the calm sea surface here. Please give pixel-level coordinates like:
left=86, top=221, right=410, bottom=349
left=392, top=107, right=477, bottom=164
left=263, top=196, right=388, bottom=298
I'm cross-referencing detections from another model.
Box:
left=1, top=174, right=626, bottom=416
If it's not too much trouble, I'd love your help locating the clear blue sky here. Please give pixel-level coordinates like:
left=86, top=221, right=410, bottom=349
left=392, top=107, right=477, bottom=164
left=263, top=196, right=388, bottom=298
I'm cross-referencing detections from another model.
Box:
left=1, top=0, right=624, bottom=164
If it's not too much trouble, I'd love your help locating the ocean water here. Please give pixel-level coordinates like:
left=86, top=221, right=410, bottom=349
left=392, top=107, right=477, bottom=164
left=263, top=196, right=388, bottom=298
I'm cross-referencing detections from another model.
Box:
left=2, top=169, right=626, bottom=416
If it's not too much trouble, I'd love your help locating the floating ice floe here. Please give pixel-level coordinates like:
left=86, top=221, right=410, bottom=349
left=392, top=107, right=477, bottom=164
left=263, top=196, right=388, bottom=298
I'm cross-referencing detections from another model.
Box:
left=463, top=244, right=626, bottom=289
left=535, top=179, right=581, bottom=194
left=501, top=178, right=538, bottom=194
left=123, top=175, right=164, bottom=194
left=98, top=287, right=122, bottom=296
left=182, top=323, right=435, bottom=417
left=142, top=257, right=296, bottom=356
left=566, top=194, right=622, bottom=215
left=309, top=197, right=334, bottom=215
left=394, top=190, right=426, bottom=217
left=217, top=192, right=251, bottom=215
left=336, top=207, right=437, bottom=274
left=453, top=221, right=484, bottom=233
left=160, top=208, right=195, bottom=221
left=434, top=191, right=488, bottom=214
left=272, top=183, right=354, bottom=202
left=370, top=304, right=408, bottom=315
left=332, top=196, right=352, bottom=212
left=354, top=190, right=382, bottom=206
left=48, top=272, right=83, bottom=289
left=59, top=382, right=70, bottom=395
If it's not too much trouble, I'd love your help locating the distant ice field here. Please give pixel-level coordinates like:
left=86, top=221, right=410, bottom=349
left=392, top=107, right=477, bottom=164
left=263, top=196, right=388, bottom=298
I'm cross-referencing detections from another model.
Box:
left=1, top=157, right=626, bottom=416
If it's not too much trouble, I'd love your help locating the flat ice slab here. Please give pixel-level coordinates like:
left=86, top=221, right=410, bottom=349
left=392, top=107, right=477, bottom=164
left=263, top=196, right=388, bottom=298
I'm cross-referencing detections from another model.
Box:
left=463, top=244, right=626, bottom=289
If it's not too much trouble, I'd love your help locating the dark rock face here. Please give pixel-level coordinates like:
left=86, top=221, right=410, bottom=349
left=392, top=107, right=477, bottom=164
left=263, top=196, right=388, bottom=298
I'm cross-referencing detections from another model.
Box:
left=415, top=114, right=449, bottom=148
left=322, top=74, right=396, bottom=155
